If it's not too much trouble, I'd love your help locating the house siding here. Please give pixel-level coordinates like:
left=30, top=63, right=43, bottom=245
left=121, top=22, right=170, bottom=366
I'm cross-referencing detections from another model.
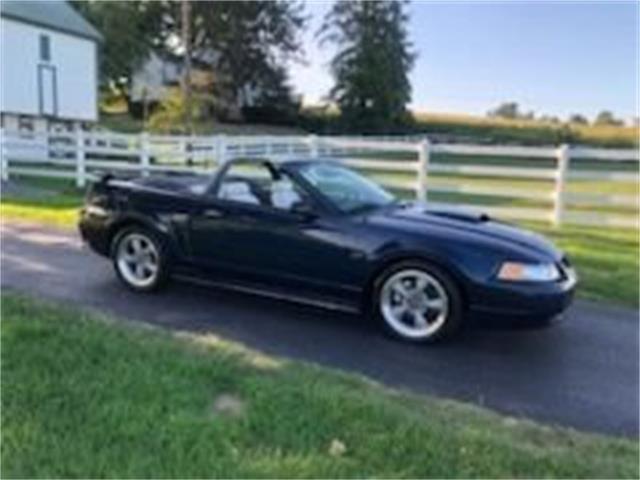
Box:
left=0, top=17, right=98, bottom=122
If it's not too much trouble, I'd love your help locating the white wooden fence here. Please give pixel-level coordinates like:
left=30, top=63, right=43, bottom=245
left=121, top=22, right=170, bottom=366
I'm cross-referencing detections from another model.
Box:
left=1, top=128, right=638, bottom=228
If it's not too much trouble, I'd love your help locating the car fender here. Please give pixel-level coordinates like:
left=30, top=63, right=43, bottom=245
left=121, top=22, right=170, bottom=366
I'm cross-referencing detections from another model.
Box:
left=363, top=246, right=471, bottom=312
left=107, top=211, right=183, bottom=260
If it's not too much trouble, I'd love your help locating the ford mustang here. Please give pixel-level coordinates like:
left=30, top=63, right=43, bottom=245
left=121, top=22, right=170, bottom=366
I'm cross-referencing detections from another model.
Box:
left=79, top=158, right=577, bottom=343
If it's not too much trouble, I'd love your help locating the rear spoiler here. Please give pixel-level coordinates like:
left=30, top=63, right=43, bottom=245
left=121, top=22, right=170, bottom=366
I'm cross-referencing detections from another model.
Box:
left=93, top=171, right=138, bottom=185
left=93, top=169, right=197, bottom=185
left=97, top=172, right=115, bottom=184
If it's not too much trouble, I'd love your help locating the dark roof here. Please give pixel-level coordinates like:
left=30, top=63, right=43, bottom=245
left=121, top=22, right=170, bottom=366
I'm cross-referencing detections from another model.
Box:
left=1, top=0, right=102, bottom=42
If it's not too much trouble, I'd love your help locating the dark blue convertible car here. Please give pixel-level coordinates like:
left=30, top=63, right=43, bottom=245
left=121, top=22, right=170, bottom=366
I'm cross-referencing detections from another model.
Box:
left=79, top=158, right=577, bottom=343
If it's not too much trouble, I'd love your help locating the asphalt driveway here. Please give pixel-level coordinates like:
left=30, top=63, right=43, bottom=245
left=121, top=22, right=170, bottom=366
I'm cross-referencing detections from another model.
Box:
left=1, top=221, right=638, bottom=437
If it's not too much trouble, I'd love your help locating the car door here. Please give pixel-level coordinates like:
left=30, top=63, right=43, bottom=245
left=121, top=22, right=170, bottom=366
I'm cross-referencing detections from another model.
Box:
left=188, top=161, right=366, bottom=298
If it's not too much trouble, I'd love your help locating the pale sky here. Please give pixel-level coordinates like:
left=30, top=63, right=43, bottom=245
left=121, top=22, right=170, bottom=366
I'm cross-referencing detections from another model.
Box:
left=290, top=0, right=640, bottom=120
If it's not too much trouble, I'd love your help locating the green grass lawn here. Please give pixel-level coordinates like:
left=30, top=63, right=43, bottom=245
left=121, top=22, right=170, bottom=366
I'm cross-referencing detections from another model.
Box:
left=1, top=176, right=638, bottom=307
left=524, top=222, right=638, bottom=306
left=2, top=293, right=638, bottom=478
left=0, top=193, right=81, bottom=227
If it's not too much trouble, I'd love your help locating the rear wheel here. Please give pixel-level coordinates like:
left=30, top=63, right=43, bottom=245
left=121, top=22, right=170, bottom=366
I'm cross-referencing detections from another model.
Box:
left=373, top=261, right=464, bottom=343
left=112, top=227, right=169, bottom=292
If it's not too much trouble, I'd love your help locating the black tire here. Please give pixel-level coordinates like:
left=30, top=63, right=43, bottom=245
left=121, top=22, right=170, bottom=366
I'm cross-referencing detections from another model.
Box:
left=111, top=226, right=170, bottom=292
left=371, top=260, right=464, bottom=343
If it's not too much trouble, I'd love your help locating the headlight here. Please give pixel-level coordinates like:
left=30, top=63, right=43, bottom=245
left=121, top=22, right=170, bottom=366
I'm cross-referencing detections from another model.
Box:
left=497, top=262, right=560, bottom=282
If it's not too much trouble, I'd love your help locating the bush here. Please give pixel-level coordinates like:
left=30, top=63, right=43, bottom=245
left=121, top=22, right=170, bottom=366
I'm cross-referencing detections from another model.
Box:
left=241, top=105, right=299, bottom=126
left=148, top=88, right=215, bottom=134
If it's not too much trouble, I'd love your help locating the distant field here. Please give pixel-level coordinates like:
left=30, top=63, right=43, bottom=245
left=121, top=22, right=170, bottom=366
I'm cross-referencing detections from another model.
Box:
left=412, top=112, right=639, bottom=149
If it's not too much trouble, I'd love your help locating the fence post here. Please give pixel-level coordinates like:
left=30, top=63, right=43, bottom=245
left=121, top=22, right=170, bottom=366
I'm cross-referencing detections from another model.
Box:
left=181, top=136, right=193, bottom=167
left=416, top=138, right=430, bottom=202
left=0, top=128, right=8, bottom=182
left=75, top=125, right=86, bottom=188
left=308, top=134, right=319, bottom=158
left=140, top=132, right=150, bottom=176
left=553, top=144, right=570, bottom=226
left=217, top=134, right=227, bottom=165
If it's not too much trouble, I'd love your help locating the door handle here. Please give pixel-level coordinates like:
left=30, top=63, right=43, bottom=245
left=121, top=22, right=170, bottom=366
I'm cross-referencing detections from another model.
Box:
left=203, top=208, right=224, bottom=218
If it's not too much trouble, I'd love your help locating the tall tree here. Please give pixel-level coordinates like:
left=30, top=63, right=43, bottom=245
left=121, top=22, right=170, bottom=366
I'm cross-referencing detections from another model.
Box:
left=319, top=1, right=415, bottom=133
left=181, top=0, right=193, bottom=133
left=72, top=1, right=166, bottom=92
left=189, top=1, right=306, bottom=114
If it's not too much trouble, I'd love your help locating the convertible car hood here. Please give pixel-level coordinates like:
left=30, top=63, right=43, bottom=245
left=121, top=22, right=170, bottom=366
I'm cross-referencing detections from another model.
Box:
left=366, top=202, right=561, bottom=260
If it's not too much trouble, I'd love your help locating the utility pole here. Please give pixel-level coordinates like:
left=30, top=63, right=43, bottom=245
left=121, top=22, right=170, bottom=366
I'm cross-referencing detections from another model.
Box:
left=181, top=0, right=193, bottom=135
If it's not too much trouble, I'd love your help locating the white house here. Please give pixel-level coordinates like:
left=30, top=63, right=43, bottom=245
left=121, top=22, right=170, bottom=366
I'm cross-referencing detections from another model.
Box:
left=0, top=0, right=102, bottom=134
left=129, top=50, right=266, bottom=121
left=129, top=51, right=184, bottom=106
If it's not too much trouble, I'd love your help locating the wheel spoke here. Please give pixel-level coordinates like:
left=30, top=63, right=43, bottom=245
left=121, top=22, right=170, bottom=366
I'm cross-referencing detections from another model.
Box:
left=411, top=311, right=427, bottom=328
left=426, top=298, right=445, bottom=311
left=122, top=251, right=136, bottom=262
left=131, top=238, right=143, bottom=254
left=144, top=261, right=158, bottom=273
left=392, top=283, right=410, bottom=299
left=414, top=276, right=428, bottom=292
left=134, top=262, right=147, bottom=279
left=390, top=303, right=408, bottom=320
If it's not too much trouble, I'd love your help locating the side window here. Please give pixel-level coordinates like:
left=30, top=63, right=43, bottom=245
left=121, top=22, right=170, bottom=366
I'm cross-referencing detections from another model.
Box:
left=39, top=34, right=51, bottom=62
left=216, top=162, right=307, bottom=212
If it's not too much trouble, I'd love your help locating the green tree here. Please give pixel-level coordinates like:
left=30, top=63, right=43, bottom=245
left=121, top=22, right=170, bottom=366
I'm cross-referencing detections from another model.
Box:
left=72, top=1, right=166, bottom=93
left=488, top=102, right=520, bottom=119
left=319, top=0, right=415, bottom=133
left=189, top=1, right=306, bottom=114
left=595, top=110, right=623, bottom=126
left=569, top=114, right=589, bottom=125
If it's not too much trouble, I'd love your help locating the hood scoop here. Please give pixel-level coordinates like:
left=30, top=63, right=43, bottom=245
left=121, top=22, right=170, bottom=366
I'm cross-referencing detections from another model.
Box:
left=426, top=209, right=491, bottom=223
left=407, top=203, right=492, bottom=223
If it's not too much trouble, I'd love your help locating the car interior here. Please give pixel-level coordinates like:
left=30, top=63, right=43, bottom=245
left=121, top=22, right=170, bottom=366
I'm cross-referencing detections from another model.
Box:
left=216, top=165, right=307, bottom=212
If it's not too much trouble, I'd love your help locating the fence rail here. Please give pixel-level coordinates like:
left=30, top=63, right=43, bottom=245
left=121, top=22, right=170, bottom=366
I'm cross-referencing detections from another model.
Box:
left=1, top=128, right=638, bottom=229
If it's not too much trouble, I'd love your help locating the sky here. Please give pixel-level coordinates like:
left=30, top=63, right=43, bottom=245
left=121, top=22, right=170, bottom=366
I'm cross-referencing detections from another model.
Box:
left=290, top=0, right=640, bottom=121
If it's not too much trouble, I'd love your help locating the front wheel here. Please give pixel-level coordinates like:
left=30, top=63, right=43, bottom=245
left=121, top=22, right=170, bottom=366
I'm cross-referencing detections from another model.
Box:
left=372, top=261, right=464, bottom=343
left=112, top=227, right=169, bottom=292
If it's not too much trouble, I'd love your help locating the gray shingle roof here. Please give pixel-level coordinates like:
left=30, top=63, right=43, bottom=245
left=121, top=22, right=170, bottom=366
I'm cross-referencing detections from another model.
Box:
left=1, top=0, right=102, bottom=42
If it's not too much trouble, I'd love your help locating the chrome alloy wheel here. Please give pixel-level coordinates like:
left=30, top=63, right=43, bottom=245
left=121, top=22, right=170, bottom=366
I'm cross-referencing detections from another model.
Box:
left=116, top=232, right=160, bottom=288
left=380, top=269, right=449, bottom=339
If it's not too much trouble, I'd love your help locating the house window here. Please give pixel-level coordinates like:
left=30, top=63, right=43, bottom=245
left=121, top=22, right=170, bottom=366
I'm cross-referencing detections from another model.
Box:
left=39, top=34, right=50, bottom=61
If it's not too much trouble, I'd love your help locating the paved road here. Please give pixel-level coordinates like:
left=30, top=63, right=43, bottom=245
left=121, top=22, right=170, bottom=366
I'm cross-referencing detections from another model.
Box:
left=1, top=221, right=638, bottom=437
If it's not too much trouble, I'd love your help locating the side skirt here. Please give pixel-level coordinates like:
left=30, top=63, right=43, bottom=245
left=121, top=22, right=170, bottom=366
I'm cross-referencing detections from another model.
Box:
left=174, top=273, right=362, bottom=315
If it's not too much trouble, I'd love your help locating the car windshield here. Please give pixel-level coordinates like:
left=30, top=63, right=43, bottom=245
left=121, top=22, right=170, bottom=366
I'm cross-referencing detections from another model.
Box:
left=298, top=163, right=396, bottom=213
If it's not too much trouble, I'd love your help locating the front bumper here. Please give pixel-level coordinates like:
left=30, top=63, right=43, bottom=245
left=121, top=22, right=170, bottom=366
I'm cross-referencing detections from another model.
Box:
left=468, top=267, right=577, bottom=320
